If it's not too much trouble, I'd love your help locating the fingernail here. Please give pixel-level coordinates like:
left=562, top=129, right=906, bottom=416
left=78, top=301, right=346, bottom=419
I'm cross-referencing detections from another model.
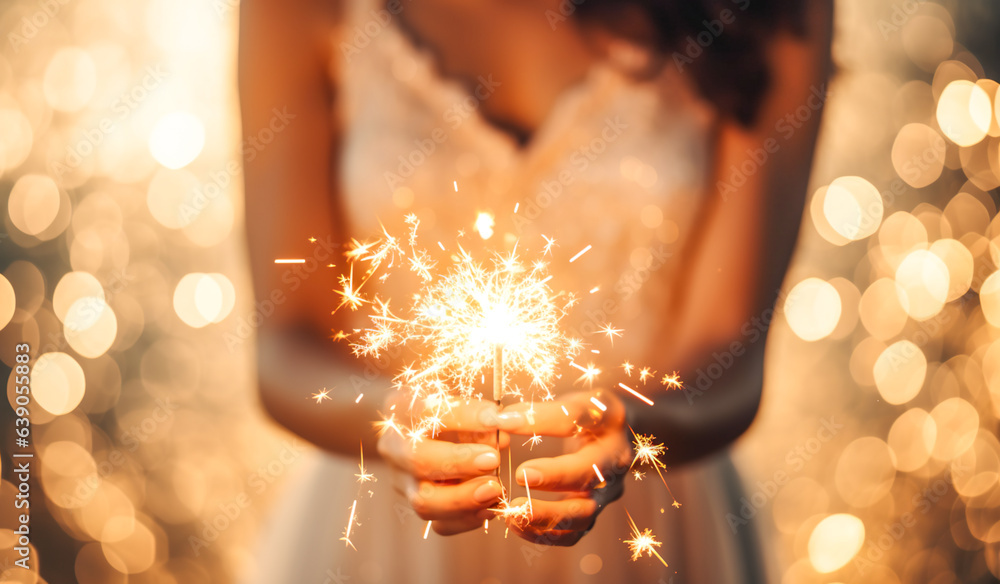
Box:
left=474, top=451, right=500, bottom=471
left=497, top=411, right=523, bottom=429
left=519, top=468, right=543, bottom=486
left=473, top=481, right=502, bottom=503
left=478, top=405, right=499, bottom=428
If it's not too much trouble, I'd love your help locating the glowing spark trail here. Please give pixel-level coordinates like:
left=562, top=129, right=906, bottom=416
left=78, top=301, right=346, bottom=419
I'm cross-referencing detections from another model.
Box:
left=618, top=383, right=654, bottom=406
left=569, top=244, right=592, bottom=263
left=311, top=388, right=331, bottom=403
left=274, top=259, right=305, bottom=264
left=341, top=499, right=358, bottom=550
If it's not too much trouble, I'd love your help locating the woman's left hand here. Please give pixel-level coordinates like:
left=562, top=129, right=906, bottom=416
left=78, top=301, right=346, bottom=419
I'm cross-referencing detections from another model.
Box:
left=496, top=389, right=631, bottom=546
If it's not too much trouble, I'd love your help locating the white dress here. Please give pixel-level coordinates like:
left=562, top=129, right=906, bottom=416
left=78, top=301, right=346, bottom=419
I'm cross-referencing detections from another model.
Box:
left=246, top=2, right=766, bottom=582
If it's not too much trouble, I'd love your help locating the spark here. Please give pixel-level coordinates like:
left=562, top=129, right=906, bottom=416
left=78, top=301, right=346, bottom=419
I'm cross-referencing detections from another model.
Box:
left=638, top=367, right=655, bottom=384
left=453, top=181, right=458, bottom=192
left=311, top=388, right=332, bottom=403
left=541, top=235, right=557, bottom=255
left=629, top=426, right=680, bottom=508
left=569, top=244, right=592, bottom=263
left=522, top=433, right=543, bottom=449
left=589, top=286, right=600, bottom=294
left=592, top=464, right=605, bottom=484
left=514, top=202, right=520, bottom=213
left=341, top=499, right=358, bottom=550
left=599, top=323, right=623, bottom=344
left=374, top=413, right=404, bottom=439
left=437, top=241, right=446, bottom=251
left=625, top=509, right=667, bottom=567
left=356, top=442, right=376, bottom=484
left=570, top=361, right=601, bottom=384
left=274, top=259, right=305, bottom=264
left=630, top=430, right=667, bottom=470
left=590, top=396, right=607, bottom=412
left=617, top=382, right=654, bottom=406
left=661, top=371, right=683, bottom=390
left=475, top=211, right=495, bottom=240
left=423, top=521, right=432, bottom=539
left=355, top=393, right=364, bottom=403
left=622, top=361, right=634, bottom=376
left=633, top=470, right=645, bottom=480
left=328, top=263, right=336, bottom=268
left=348, top=235, right=578, bottom=406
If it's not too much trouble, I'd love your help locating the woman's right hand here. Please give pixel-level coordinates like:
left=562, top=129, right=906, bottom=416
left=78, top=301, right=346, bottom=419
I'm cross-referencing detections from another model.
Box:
left=377, top=396, right=508, bottom=535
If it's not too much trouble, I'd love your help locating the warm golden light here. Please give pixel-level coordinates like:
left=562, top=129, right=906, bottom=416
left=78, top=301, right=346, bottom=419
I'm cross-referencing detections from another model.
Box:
left=7, top=174, right=60, bottom=236
left=31, top=352, right=87, bottom=416
left=936, top=80, right=992, bottom=147
left=808, top=514, right=866, bottom=573
left=148, top=112, right=206, bottom=169
left=784, top=277, right=842, bottom=342
left=873, top=340, right=927, bottom=405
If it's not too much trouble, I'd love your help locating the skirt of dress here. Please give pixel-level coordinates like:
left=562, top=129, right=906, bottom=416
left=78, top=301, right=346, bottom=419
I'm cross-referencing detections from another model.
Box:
left=242, top=445, right=765, bottom=584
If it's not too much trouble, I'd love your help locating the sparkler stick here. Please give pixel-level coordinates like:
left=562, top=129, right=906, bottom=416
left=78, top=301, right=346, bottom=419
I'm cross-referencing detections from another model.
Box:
left=494, top=343, right=504, bottom=488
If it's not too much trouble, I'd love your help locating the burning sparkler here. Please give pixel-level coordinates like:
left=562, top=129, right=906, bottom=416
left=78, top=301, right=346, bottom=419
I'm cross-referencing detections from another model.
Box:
left=624, top=509, right=668, bottom=567
left=326, top=211, right=683, bottom=561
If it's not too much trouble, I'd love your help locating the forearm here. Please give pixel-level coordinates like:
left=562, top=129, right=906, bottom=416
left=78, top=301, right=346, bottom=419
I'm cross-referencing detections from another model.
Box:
left=256, top=327, right=394, bottom=457
left=626, top=339, right=764, bottom=466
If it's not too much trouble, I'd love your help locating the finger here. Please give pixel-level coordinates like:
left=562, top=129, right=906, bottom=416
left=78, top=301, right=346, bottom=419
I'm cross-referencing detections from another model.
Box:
left=497, top=390, right=623, bottom=436
left=439, top=429, right=510, bottom=449
left=378, top=431, right=501, bottom=480
left=508, top=525, right=587, bottom=547
left=408, top=476, right=504, bottom=521
left=429, top=399, right=499, bottom=432
left=431, top=512, right=494, bottom=536
left=515, top=434, right=630, bottom=491
left=504, top=497, right=597, bottom=532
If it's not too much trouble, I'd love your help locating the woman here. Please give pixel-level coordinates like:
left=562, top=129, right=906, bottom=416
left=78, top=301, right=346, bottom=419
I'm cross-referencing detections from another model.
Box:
left=239, top=0, right=832, bottom=581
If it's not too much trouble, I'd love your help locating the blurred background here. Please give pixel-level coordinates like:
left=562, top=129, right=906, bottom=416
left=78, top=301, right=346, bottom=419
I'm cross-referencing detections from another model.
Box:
left=1, top=0, right=1000, bottom=582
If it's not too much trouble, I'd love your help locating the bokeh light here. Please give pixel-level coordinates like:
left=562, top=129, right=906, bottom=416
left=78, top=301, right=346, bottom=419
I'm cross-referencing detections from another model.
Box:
left=784, top=277, right=842, bottom=341
left=31, top=352, right=86, bottom=416
left=148, top=112, right=205, bottom=169
left=808, top=513, right=866, bottom=573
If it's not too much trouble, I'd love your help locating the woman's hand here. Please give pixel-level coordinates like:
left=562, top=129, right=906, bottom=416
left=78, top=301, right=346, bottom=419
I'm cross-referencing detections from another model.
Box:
left=377, top=396, right=509, bottom=536
left=497, top=389, right=631, bottom=546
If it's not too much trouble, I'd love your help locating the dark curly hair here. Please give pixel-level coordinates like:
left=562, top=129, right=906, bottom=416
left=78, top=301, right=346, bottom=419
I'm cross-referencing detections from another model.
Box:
left=577, top=0, right=807, bottom=126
